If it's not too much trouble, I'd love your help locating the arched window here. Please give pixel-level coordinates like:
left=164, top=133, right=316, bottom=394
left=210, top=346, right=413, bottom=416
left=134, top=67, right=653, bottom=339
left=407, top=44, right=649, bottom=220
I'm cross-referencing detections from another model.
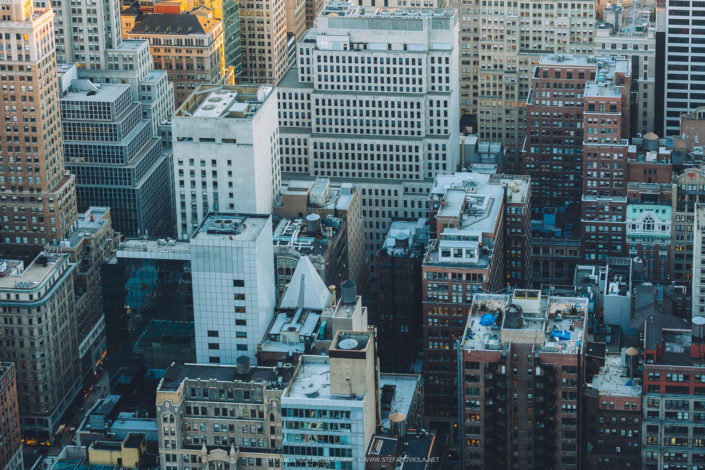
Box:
left=643, top=216, right=654, bottom=231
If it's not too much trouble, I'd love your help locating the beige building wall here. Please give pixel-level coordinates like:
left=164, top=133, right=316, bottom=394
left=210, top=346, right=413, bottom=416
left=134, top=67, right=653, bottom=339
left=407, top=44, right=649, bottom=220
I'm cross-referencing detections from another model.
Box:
left=458, top=0, right=595, bottom=171
left=126, top=14, right=233, bottom=106
left=0, top=0, right=78, bottom=255
left=240, top=0, right=288, bottom=84
left=285, top=0, right=306, bottom=41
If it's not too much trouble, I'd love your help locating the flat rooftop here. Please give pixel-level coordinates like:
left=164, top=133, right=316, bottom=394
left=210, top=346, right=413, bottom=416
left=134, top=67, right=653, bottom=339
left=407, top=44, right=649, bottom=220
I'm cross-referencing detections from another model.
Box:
left=159, top=363, right=289, bottom=392
left=192, top=213, right=270, bottom=242
left=260, top=308, right=321, bottom=355
left=285, top=355, right=334, bottom=401
left=64, top=207, right=111, bottom=247
left=489, top=175, right=530, bottom=205
left=0, top=253, right=69, bottom=291
left=62, top=82, right=131, bottom=103
left=539, top=54, right=597, bottom=67
left=116, top=238, right=191, bottom=259
left=272, top=216, right=343, bottom=255
left=462, top=290, right=588, bottom=355
left=341, top=6, right=455, bottom=18
left=589, top=354, right=642, bottom=397
left=380, top=219, right=429, bottom=258
left=280, top=177, right=356, bottom=212
left=379, top=374, right=419, bottom=430
left=175, top=85, right=273, bottom=119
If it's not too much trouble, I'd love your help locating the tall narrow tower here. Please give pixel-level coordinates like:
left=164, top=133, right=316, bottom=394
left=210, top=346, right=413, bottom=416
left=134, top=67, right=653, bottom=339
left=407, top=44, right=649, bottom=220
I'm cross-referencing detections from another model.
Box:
left=0, top=0, right=77, bottom=256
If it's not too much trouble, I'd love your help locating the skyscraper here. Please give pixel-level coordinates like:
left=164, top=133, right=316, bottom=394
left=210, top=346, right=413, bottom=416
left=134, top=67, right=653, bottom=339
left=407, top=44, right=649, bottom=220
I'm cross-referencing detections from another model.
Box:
left=191, top=213, right=276, bottom=365
left=278, top=6, right=460, bottom=260
left=172, top=85, right=280, bottom=239
left=239, top=0, right=288, bottom=83
left=44, top=0, right=121, bottom=68
left=0, top=363, right=21, bottom=470
left=60, top=79, right=173, bottom=237
left=458, top=0, right=595, bottom=171
left=664, top=0, right=705, bottom=135
left=0, top=0, right=78, bottom=257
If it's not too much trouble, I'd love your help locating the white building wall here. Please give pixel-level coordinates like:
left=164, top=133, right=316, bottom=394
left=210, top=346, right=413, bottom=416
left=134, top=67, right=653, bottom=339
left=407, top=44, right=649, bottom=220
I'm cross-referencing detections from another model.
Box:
left=278, top=9, right=459, bottom=261
left=191, top=217, right=276, bottom=365
left=173, top=92, right=280, bottom=239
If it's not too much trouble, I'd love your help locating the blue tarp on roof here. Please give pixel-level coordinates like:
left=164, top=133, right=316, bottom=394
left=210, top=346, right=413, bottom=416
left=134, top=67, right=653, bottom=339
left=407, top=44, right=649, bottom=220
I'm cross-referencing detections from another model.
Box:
left=551, top=330, right=571, bottom=341
left=480, top=314, right=496, bottom=326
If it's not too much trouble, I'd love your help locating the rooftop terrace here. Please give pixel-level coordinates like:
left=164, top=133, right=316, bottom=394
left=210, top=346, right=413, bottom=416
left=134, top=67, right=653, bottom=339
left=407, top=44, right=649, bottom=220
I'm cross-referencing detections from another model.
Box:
left=462, top=290, right=588, bottom=355
left=175, top=85, right=273, bottom=119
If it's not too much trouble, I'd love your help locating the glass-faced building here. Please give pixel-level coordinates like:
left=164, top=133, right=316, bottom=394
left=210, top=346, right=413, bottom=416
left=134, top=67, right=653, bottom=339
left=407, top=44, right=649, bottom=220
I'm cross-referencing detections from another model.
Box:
left=61, top=80, right=174, bottom=238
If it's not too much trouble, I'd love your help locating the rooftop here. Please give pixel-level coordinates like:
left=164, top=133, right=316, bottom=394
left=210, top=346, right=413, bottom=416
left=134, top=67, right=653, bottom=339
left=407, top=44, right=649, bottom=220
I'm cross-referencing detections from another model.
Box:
left=158, top=363, right=290, bottom=392
left=280, top=177, right=356, bottom=212
left=260, top=308, right=321, bottom=355
left=0, top=252, right=70, bottom=292
left=379, top=219, right=429, bottom=258
left=328, top=5, right=455, bottom=18
left=284, top=355, right=335, bottom=401
left=462, top=290, right=588, bottom=355
left=539, top=54, right=598, bottom=67
left=116, top=238, right=191, bottom=259
left=272, top=215, right=344, bottom=258
left=379, top=374, right=419, bottom=431
left=63, top=207, right=112, bottom=248
left=62, top=81, right=131, bottom=103
left=129, top=12, right=219, bottom=35
left=192, top=213, right=270, bottom=242
left=589, top=354, right=642, bottom=397
left=175, top=85, right=273, bottom=119
left=489, top=174, right=530, bottom=205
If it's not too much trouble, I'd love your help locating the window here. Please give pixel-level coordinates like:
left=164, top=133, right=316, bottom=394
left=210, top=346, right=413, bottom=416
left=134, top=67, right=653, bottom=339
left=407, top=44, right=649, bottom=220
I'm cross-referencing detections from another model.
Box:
left=233, top=279, right=244, bottom=287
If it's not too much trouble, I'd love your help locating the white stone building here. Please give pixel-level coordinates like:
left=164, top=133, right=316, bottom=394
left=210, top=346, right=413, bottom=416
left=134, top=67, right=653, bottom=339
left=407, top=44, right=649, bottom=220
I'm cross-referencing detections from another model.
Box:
left=191, top=213, right=276, bottom=365
left=173, top=85, right=280, bottom=239
left=278, top=6, right=460, bottom=260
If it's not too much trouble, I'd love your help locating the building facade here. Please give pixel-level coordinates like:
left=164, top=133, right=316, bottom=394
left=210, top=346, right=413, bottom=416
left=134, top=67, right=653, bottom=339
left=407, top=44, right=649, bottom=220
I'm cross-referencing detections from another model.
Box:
left=191, top=214, right=276, bottom=365
left=239, top=0, right=288, bottom=84
left=0, top=253, right=81, bottom=440
left=664, top=0, right=705, bottom=136
left=375, top=219, right=428, bottom=372
left=626, top=203, right=671, bottom=283
left=278, top=6, right=460, bottom=260
left=580, top=58, right=632, bottom=263
left=61, top=81, right=173, bottom=238
left=422, top=173, right=505, bottom=435
left=0, top=0, right=78, bottom=257
left=458, top=0, right=595, bottom=171
left=460, top=290, right=588, bottom=469
left=172, top=85, right=280, bottom=239
left=155, top=363, right=291, bottom=470
left=126, top=13, right=234, bottom=107
left=0, top=363, right=21, bottom=470
left=672, top=167, right=705, bottom=286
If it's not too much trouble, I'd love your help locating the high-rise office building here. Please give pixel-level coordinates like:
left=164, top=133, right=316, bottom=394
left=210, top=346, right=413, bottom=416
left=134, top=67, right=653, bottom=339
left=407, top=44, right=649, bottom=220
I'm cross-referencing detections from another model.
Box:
left=0, top=252, right=81, bottom=441
left=57, top=207, right=119, bottom=384
left=522, top=55, right=598, bottom=214
left=422, top=172, right=506, bottom=435
left=278, top=6, right=460, bottom=260
left=580, top=57, right=632, bottom=263
left=664, top=0, right=705, bottom=136
left=42, top=0, right=121, bottom=68
left=281, top=329, right=379, bottom=470
left=375, top=219, right=429, bottom=372
left=0, top=0, right=78, bottom=257
left=642, top=318, right=705, bottom=469
left=458, top=0, right=595, bottom=171
left=672, top=167, right=705, bottom=286
left=595, top=18, right=659, bottom=136
left=191, top=213, right=276, bottom=365
left=239, top=0, right=288, bottom=83
left=460, top=290, right=588, bottom=469
left=0, top=363, right=22, bottom=470
left=223, top=0, right=242, bottom=74
left=60, top=79, right=173, bottom=238
left=172, top=85, right=280, bottom=239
